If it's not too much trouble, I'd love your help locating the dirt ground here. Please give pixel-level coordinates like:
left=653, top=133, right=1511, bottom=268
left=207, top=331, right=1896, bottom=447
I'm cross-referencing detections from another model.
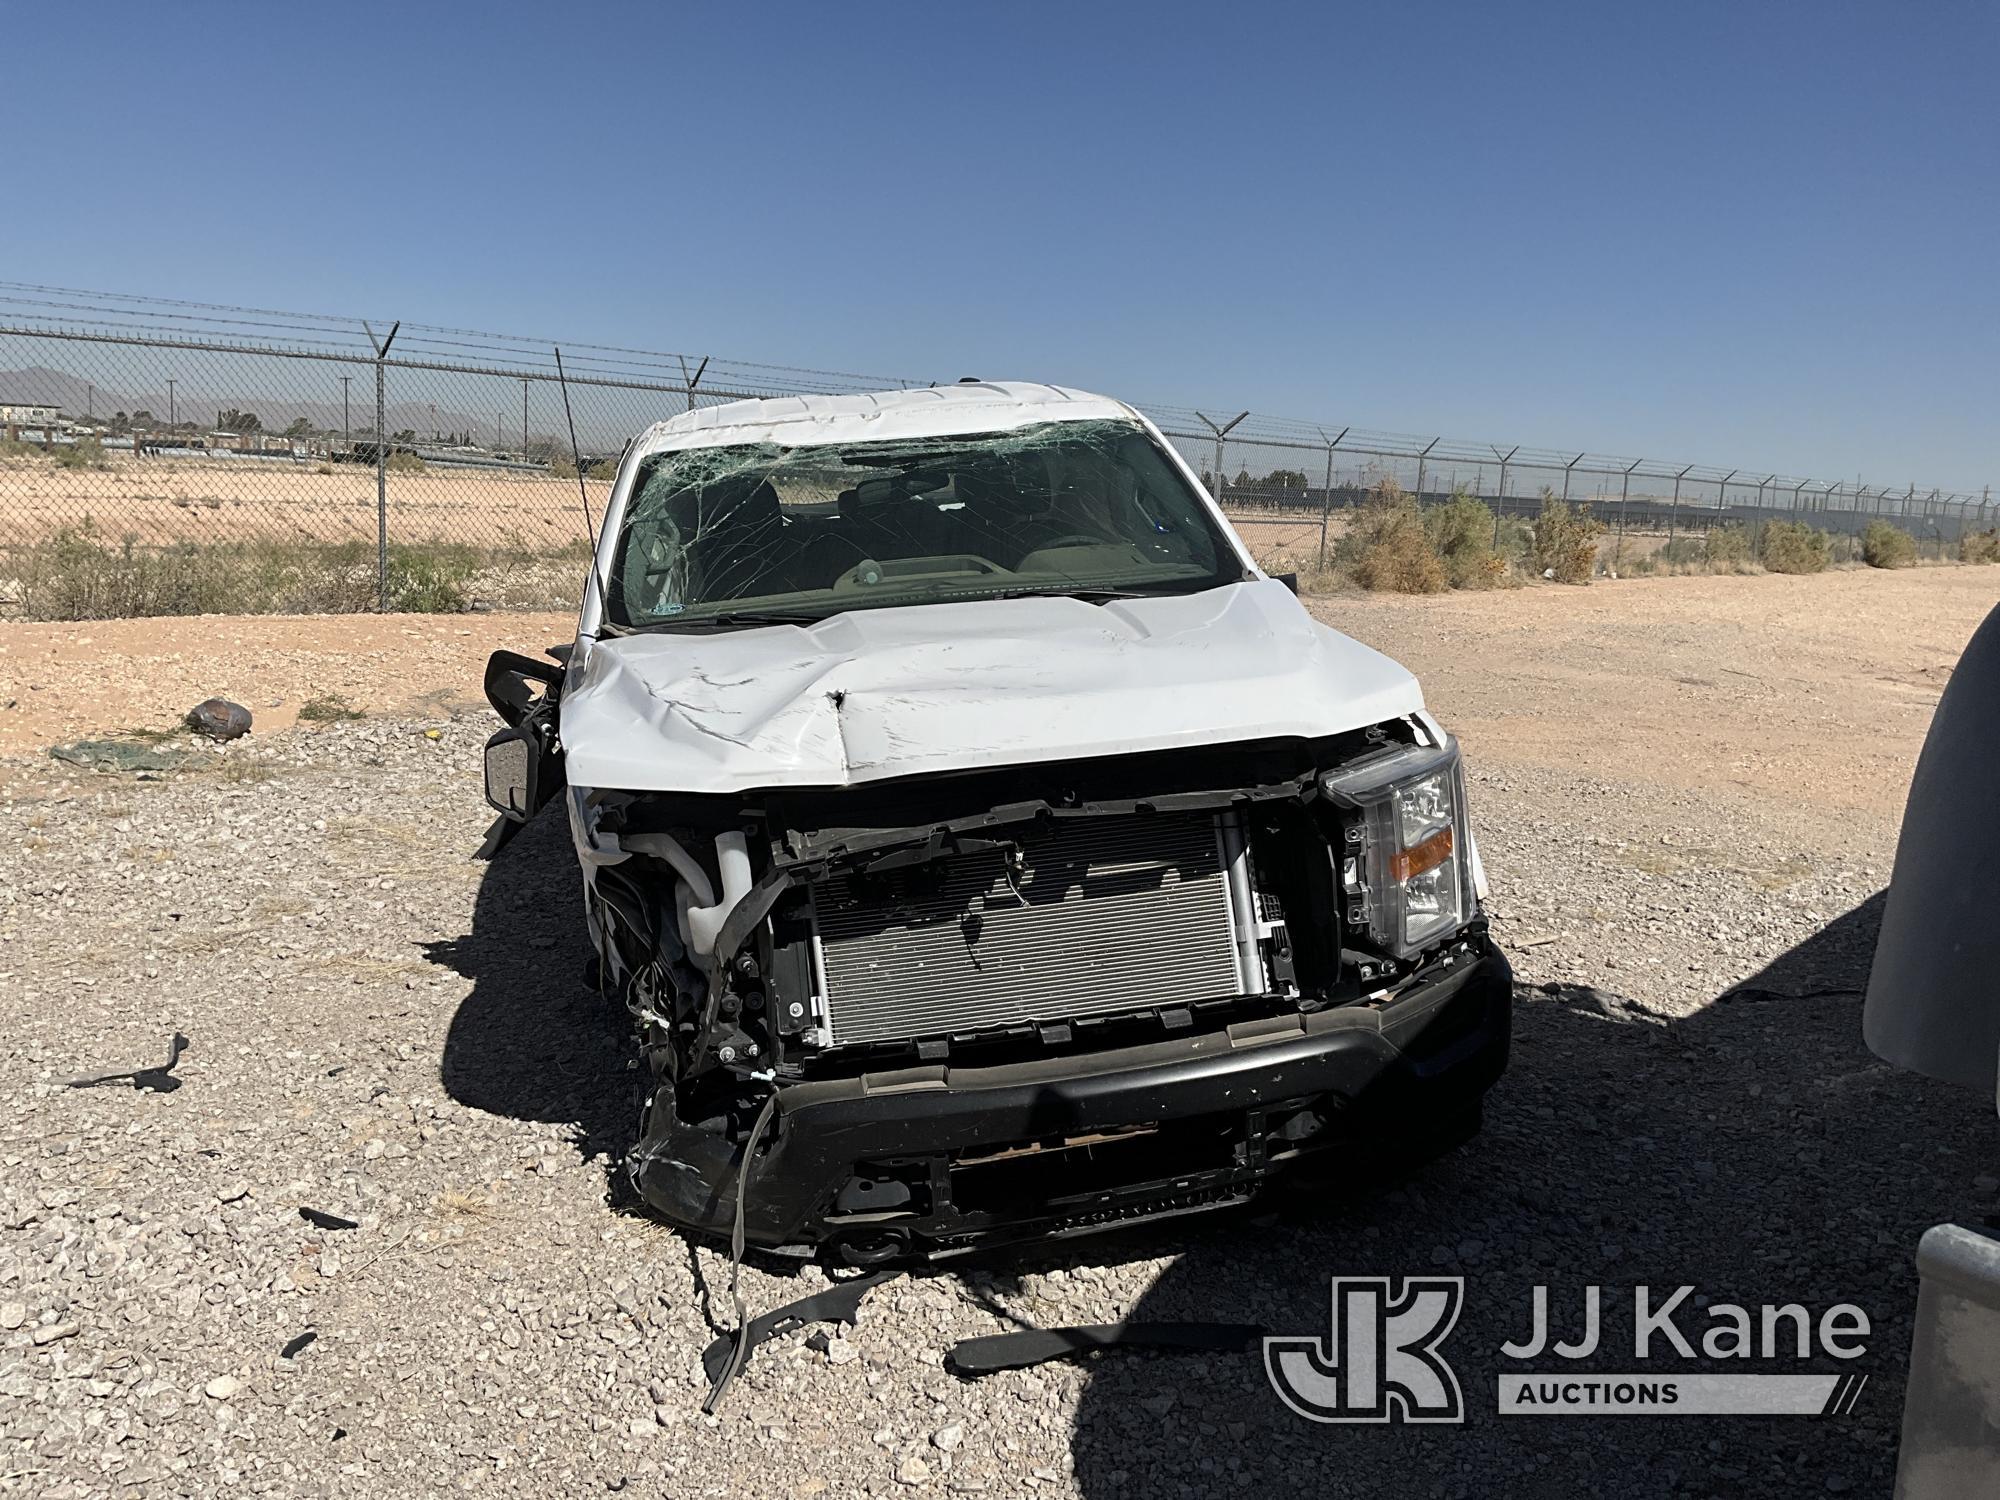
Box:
left=4, top=564, right=1999, bottom=1498
left=0, top=455, right=607, bottom=549
left=4, top=566, right=1991, bottom=832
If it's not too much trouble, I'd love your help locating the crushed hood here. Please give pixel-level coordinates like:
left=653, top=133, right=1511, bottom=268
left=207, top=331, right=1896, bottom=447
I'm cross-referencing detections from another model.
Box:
left=560, top=579, right=1424, bottom=793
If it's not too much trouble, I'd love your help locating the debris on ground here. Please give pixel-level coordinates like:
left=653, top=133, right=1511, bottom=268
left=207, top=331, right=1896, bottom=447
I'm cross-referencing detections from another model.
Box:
left=49, top=736, right=193, bottom=772
left=65, top=1030, right=189, bottom=1091
left=185, top=697, right=253, bottom=740
left=299, top=1206, right=360, bottom=1231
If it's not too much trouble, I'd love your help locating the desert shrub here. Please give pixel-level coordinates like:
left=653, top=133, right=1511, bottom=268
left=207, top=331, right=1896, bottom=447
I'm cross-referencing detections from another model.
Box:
left=1703, top=523, right=1752, bottom=571
left=299, top=692, right=364, bottom=722
left=384, top=450, right=427, bottom=474
left=1656, top=536, right=1706, bottom=568
left=1333, top=480, right=1447, bottom=593
left=10, top=525, right=482, bottom=620
left=52, top=436, right=109, bottom=470
left=1757, top=519, right=1831, bottom=574
left=1862, top=519, right=1917, bottom=569
left=384, top=543, right=476, bottom=613
left=1423, top=488, right=1505, bottom=589
left=548, top=452, right=578, bottom=479
left=586, top=459, right=619, bottom=481
left=1493, top=513, right=1534, bottom=564
left=315, top=461, right=335, bottom=475
left=0, top=437, right=42, bottom=460
left=1530, top=492, right=1602, bottom=584
left=1960, top=528, right=2000, bottom=564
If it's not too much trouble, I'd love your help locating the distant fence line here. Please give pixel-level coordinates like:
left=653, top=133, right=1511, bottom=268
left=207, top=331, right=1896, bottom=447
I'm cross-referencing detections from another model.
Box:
left=0, top=281, right=1990, bottom=618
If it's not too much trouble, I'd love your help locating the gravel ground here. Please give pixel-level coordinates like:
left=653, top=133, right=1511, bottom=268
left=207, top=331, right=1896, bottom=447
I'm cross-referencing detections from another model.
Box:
left=1, top=571, right=1996, bottom=1498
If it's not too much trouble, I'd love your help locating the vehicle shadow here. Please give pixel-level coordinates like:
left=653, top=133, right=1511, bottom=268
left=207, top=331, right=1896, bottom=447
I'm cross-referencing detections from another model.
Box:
left=1001, top=892, right=1998, bottom=1499
left=427, top=807, right=640, bottom=1172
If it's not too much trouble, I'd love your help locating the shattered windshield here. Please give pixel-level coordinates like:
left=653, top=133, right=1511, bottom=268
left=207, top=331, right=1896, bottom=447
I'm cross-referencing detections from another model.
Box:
left=605, top=418, right=1242, bottom=629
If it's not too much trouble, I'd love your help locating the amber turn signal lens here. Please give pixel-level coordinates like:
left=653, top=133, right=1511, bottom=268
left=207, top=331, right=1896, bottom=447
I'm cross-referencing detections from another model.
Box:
left=1389, top=825, right=1454, bottom=883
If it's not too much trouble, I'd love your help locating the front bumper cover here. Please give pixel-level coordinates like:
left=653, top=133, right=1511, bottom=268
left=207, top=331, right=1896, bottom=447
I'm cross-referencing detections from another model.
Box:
left=629, top=941, right=1511, bottom=1257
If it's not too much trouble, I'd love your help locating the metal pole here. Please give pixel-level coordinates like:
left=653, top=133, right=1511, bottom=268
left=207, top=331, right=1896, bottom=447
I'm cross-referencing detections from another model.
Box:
left=166, top=378, right=176, bottom=430
left=1618, top=458, right=1640, bottom=542
left=1492, top=445, right=1519, bottom=545
left=1414, top=438, right=1439, bottom=503
left=678, top=354, right=710, bottom=415
left=340, top=375, right=351, bottom=444
left=1669, top=464, right=1692, bottom=544
left=363, top=320, right=400, bottom=611
left=1563, top=452, right=1583, bottom=502
left=375, top=360, right=387, bottom=607
left=521, top=379, right=530, bottom=454
left=1316, top=427, right=1346, bottom=570
left=1196, top=411, right=1247, bottom=506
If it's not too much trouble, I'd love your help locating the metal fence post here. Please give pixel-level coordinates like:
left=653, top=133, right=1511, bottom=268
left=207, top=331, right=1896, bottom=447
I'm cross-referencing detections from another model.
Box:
left=362, top=320, right=400, bottom=610
left=1196, top=411, right=1247, bottom=508
left=1669, top=464, right=1692, bottom=544
left=1414, top=438, right=1439, bottom=505
left=1316, top=427, right=1346, bottom=570
left=1492, top=445, right=1519, bottom=544
left=1618, top=458, right=1640, bottom=543
left=1563, top=452, right=1583, bottom=502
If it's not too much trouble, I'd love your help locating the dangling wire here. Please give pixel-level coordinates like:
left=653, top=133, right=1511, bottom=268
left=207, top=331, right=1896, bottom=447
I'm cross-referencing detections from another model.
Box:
left=701, top=1087, right=781, bottom=1413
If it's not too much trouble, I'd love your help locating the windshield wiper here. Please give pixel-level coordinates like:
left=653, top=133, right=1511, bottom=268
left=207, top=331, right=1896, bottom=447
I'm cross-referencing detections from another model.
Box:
left=648, top=609, right=827, bottom=631
left=989, top=582, right=1212, bottom=605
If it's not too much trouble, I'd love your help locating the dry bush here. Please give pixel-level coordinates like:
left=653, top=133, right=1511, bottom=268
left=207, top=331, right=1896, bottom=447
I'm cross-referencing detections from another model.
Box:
left=1959, top=529, right=2000, bottom=564
left=1530, top=491, right=1602, bottom=584
left=1333, top=479, right=1447, bottom=593
left=53, top=436, right=109, bottom=471
left=10, top=522, right=482, bottom=620
left=1655, top=537, right=1706, bottom=571
left=1862, top=519, right=1917, bottom=569
left=1757, top=520, right=1832, bottom=574
left=1424, top=489, right=1506, bottom=588
left=1703, top=524, right=1753, bottom=572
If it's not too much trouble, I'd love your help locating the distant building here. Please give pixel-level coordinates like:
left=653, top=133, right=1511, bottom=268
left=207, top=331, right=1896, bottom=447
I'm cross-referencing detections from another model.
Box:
left=0, top=401, right=61, bottom=426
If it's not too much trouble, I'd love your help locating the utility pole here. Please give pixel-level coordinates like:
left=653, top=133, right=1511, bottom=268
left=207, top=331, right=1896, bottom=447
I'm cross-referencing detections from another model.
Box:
left=340, top=375, right=352, bottom=445
left=521, top=379, right=530, bottom=455
left=166, top=378, right=176, bottom=430
left=86, top=382, right=93, bottom=420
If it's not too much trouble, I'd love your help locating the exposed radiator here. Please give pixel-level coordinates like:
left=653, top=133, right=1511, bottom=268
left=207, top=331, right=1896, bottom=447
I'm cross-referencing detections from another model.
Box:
left=809, top=812, right=1244, bottom=1047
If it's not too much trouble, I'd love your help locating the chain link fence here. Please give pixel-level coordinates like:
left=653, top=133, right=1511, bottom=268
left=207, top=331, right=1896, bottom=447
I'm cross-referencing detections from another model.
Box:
left=1, top=282, right=1991, bottom=619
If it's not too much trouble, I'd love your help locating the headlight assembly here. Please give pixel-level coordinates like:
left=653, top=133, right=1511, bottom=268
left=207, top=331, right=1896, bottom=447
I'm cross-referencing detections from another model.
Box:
left=1321, top=737, right=1475, bottom=959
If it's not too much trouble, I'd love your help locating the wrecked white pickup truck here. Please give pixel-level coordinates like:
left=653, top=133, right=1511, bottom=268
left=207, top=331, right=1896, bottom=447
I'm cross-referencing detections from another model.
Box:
left=481, top=382, right=1510, bottom=1263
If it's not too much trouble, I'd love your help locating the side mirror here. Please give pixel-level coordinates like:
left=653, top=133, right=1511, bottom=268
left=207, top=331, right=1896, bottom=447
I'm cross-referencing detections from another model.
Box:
left=1272, top=572, right=1300, bottom=595
left=484, top=727, right=542, bottom=820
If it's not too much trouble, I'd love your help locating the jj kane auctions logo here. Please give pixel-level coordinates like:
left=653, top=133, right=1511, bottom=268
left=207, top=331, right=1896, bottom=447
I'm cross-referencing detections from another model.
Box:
left=1266, top=1278, right=1871, bottom=1421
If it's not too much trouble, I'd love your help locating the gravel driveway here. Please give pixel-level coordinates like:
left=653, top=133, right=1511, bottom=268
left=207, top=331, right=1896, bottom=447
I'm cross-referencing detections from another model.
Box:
left=2, top=707, right=1990, bottom=1500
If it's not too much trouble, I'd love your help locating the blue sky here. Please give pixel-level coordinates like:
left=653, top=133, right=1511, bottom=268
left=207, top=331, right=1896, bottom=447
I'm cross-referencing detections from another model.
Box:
left=5, top=1, right=1995, bottom=488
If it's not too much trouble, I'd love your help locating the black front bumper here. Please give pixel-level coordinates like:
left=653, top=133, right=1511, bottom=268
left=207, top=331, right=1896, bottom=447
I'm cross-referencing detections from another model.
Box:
left=630, top=942, right=1512, bottom=1257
